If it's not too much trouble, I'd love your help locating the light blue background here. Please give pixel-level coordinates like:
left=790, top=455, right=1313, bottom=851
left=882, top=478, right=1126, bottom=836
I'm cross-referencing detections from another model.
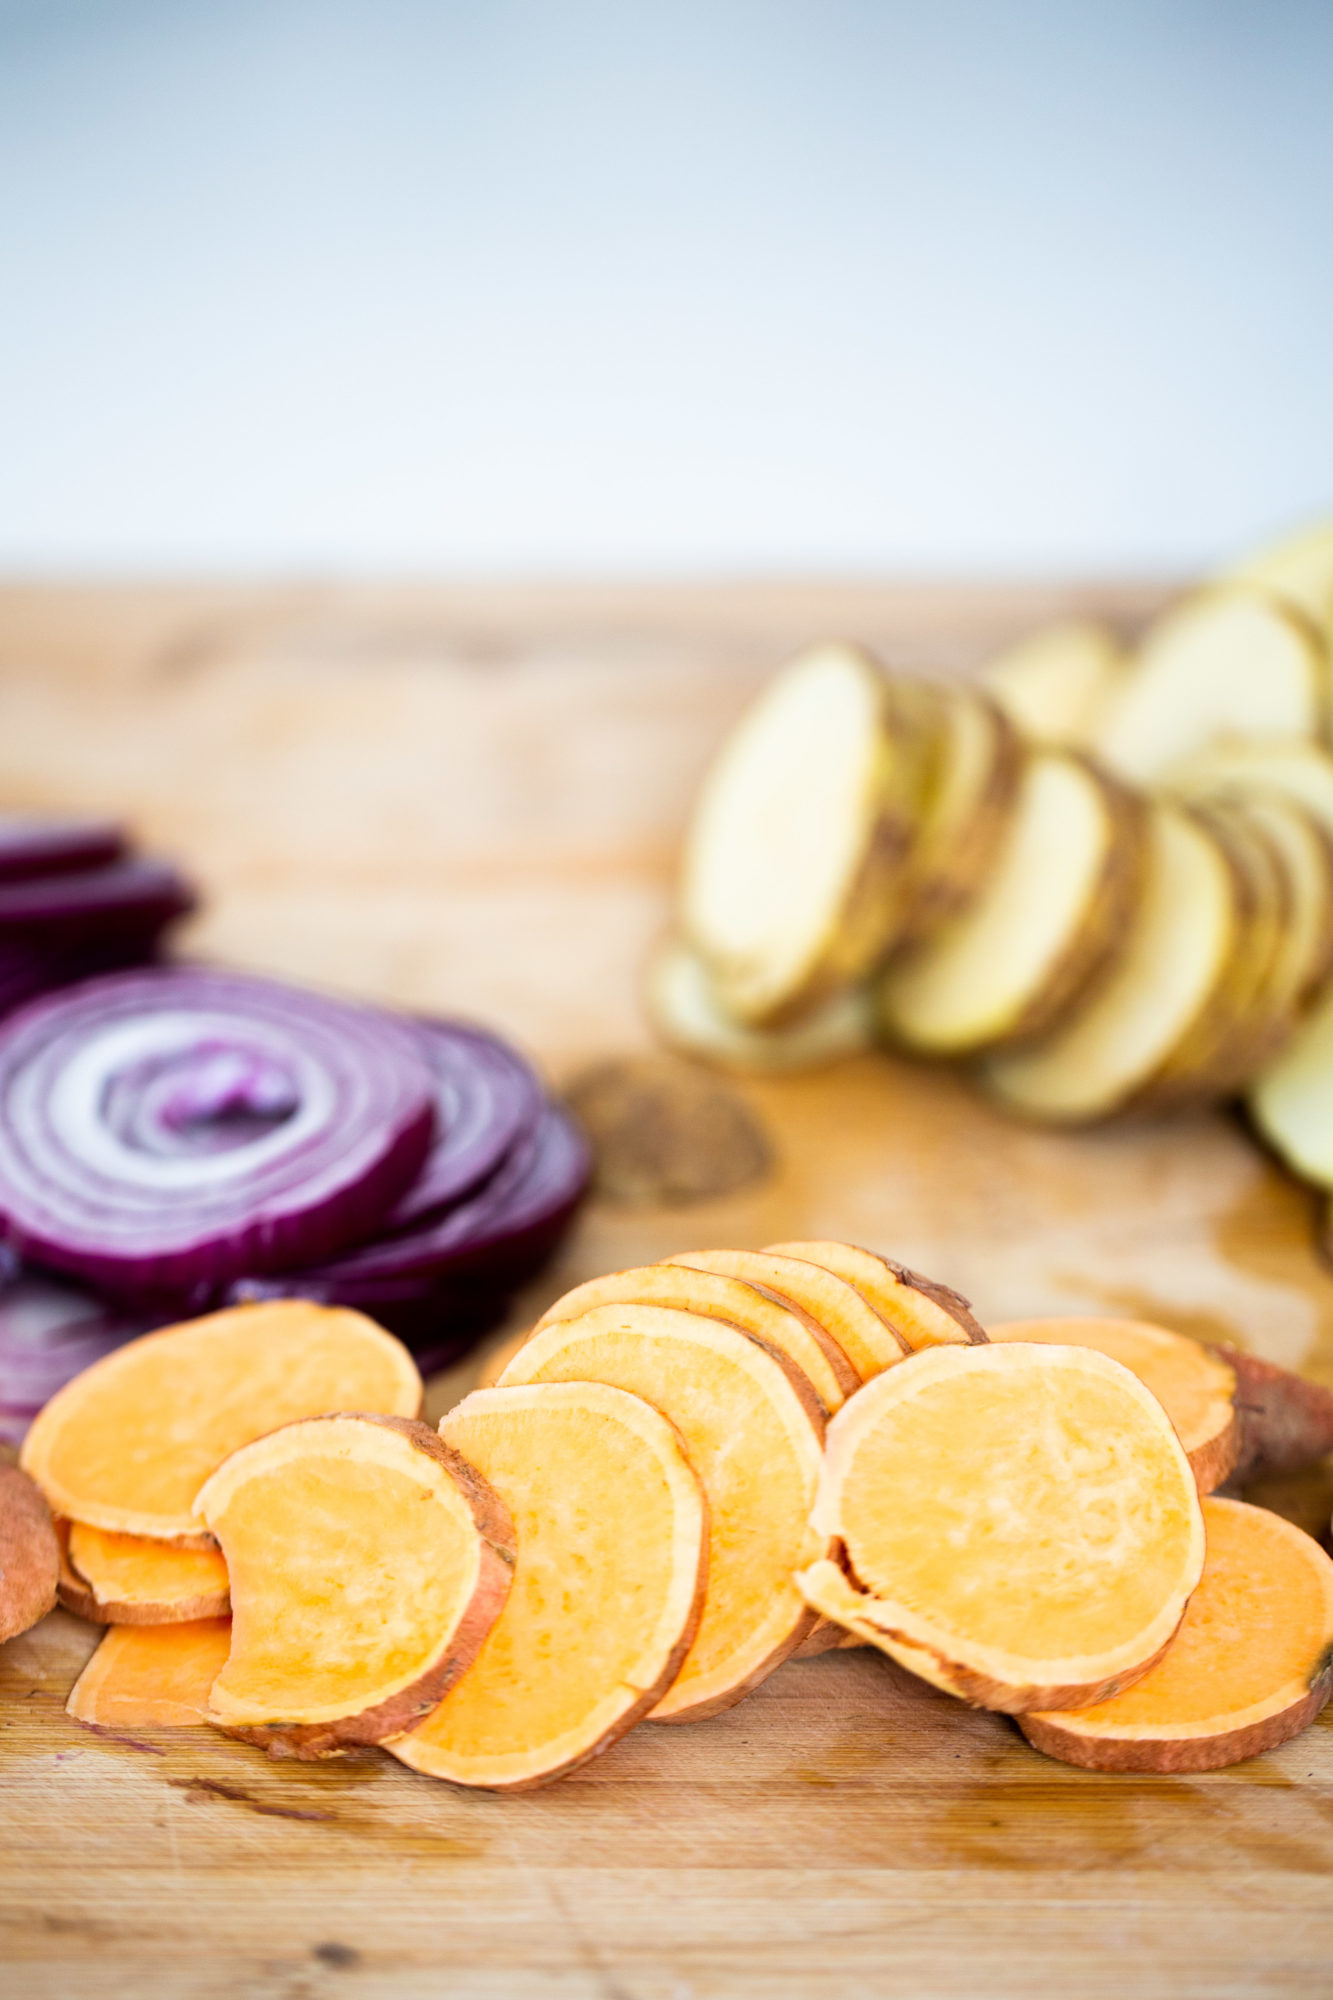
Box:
left=2, top=1, right=1330, bottom=574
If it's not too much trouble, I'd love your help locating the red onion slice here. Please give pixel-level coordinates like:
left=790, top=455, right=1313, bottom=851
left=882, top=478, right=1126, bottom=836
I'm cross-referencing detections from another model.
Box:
left=0, top=1259, right=146, bottom=1444
left=0, top=857, right=195, bottom=937
left=0, top=815, right=125, bottom=883
left=384, top=1020, right=545, bottom=1230
left=0, top=969, right=437, bottom=1295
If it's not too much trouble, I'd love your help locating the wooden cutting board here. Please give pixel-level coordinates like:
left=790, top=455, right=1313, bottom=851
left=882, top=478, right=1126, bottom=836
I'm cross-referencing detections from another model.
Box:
left=3, top=580, right=1332, bottom=2000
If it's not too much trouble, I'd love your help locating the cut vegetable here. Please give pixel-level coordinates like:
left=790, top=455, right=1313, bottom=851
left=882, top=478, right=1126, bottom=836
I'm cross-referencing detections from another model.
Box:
left=198, top=1413, right=514, bottom=1758
left=1161, top=737, right=1333, bottom=841
left=659, top=1246, right=901, bottom=1385
left=1229, top=520, right=1333, bottom=639
left=60, top=1521, right=230, bottom=1625
left=20, top=1299, right=422, bottom=1540
left=1095, top=586, right=1328, bottom=784
left=981, top=620, right=1124, bottom=748
left=66, top=1619, right=233, bottom=1728
left=1220, top=1346, right=1333, bottom=1481
left=0, top=1463, right=59, bottom=1643
left=381, top=1019, right=544, bottom=1230
left=394, top=1382, right=707, bottom=1790
left=877, top=752, right=1143, bottom=1055
left=499, top=1302, right=826, bottom=1721
left=679, top=642, right=915, bottom=1025
left=0, top=814, right=125, bottom=884
left=798, top=1343, right=1204, bottom=1711
left=0, top=1262, right=145, bottom=1448
left=765, top=1241, right=986, bottom=1352
left=1249, top=979, right=1333, bottom=1189
left=898, top=686, right=1024, bottom=941
left=988, top=1318, right=1240, bottom=1494
left=1021, top=1498, right=1333, bottom=1771
left=647, top=937, right=874, bottom=1073
left=534, top=1261, right=857, bottom=1412
left=981, top=801, right=1238, bottom=1121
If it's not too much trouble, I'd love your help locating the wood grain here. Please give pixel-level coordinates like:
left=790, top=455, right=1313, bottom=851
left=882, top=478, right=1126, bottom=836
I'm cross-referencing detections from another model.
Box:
left=3, top=579, right=1332, bottom=2000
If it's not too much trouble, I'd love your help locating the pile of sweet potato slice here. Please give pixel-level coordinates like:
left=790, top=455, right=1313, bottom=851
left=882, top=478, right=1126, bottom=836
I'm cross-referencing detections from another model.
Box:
left=5, top=1257, right=1333, bottom=1789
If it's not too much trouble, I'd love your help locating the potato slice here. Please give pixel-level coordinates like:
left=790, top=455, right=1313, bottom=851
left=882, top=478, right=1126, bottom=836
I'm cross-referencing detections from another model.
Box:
left=898, top=685, right=1024, bottom=941
left=981, top=619, right=1124, bottom=747
left=1249, top=978, right=1333, bottom=1188
left=67, top=1619, right=233, bottom=1728
left=765, top=1240, right=985, bottom=1352
left=499, top=1302, right=826, bottom=1721
left=1161, top=736, right=1333, bottom=837
left=679, top=642, right=916, bottom=1025
left=0, top=1463, right=58, bottom=1644
left=197, top=1414, right=513, bottom=1758
left=533, top=1261, right=857, bottom=1412
left=1095, top=586, right=1329, bottom=784
left=988, top=1318, right=1240, bottom=1494
left=646, top=936, right=874, bottom=1073
left=658, top=1246, right=904, bottom=1382
left=20, top=1300, right=422, bottom=1541
left=59, top=1522, right=230, bottom=1626
left=393, top=1383, right=707, bottom=1790
left=1021, top=1499, right=1333, bottom=1770
left=798, top=1343, right=1205, bottom=1711
left=981, top=801, right=1238, bottom=1122
left=1228, top=520, right=1333, bottom=639
left=876, top=752, right=1143, bottom=1055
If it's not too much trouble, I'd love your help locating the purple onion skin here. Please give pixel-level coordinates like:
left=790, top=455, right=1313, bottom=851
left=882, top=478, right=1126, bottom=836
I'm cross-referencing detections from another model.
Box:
left=0, top=816, right=125, bottom=884
left=382, top=1020, right=545, bottom=1231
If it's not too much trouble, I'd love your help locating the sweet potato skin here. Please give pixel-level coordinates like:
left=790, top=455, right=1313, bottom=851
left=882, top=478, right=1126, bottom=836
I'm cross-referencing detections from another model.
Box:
left=1218, top=1346, right=1333, bottom=1480
left=0, top=1464, right=59, bottom=1643
left=211, top=1415, right=516, bottom=1761
left=1020, top=1668, right=1333, bottom=1773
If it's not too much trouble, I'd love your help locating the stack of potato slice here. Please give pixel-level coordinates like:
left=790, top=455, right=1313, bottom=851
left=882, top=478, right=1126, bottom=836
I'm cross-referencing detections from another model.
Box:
left=655, top=520, right=1333, bottom=1246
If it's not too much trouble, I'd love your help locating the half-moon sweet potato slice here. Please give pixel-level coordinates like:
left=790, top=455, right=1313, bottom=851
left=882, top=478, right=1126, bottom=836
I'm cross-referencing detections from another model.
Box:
left=59, top=1521, right=231, bottom=1625
left=499, top=1302, right=826, bottom=1721
left=67, top=1619, right=233, bottom=1728
left=0, top=1463, right=59, bottom=1644
left=798, top=1343, right=1204, bottom=1712
left=393, top=1382, right=707, bottom=1790
left=765, top=1241, right=986, bottom=1353
left=21, top=1300, right=422, bottom=1541
left=988, top=1318, right=1241, bottom=1495
left=1021, top=1499, right=1333, bottom=1771
left=660, top=1247, right=901, bottom=1386
left=197, top=1413, right=514, bottom=1758
left=532, top=1261, right=856, bottom=1413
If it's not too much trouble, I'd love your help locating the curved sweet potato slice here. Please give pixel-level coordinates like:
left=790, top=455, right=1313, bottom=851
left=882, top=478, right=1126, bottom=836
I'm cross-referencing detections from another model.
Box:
left=394, top=1382, right=708, bottom=1790
left=67, top=1619, right=232, bottom=1727
left=21, top=1300, right=422, bottom=1540
left=60, top=1521, right=230, bottom=1625
left=989, top=1318, right=1240, bottom=1494
left=499, top=1302, right=826, bottom=1722
left=534, top=1261, right=856, bottom=1412
left=197, top=1413, right=513, bottom=1759
left=798, top=1344, right=1204, bottom=1712
left=661, top=1247, right=900, bottom=1385
left=766, top=1240, right=987, bottom=1353
left=0, top=1463, right=59, bottom=1644
left=1021, top=1499, right=1333, bottom=1771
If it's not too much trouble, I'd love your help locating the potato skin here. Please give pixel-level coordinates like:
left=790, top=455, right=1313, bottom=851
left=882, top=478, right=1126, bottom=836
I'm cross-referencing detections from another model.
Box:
left=0, top=1464, right=60, bottom=1644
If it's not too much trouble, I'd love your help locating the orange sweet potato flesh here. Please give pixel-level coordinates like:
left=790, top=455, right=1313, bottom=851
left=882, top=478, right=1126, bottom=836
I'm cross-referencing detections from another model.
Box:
left=197, top=1413, right=514, bottom=1759
left=1021, top=1498, right=1333, bottom=1771
left=67, top=1619, right=233, bottom=1728
left=989, top=1318, right=1240, bottom=1494
left=59, top=1521, right=230, bottom=1625
left=20, top=1300, right=422, bottom=1540
left=533, top=1261, right=857, bottom=1412
left=798, top=1343, right=1205, bottom=1711
left=661, top=1247, right=901, bottom=1384
left=394, top=1382, right=708, bottom=1790
left=766, top=1241, right=987, bottom=1353
left=500, top=1302, right=827, bottom=1722
left=0, top=1464, right=59, bottom=1644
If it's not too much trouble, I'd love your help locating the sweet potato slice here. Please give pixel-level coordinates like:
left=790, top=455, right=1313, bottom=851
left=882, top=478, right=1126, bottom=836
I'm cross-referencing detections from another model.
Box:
left=798, top=1344, right=1205, bottom=1711
left=533, top=1261, right=856, bottom=1413
left=659, top=1246, right=899, bottom=1385
left=0, top=1463, right=59, bottom=1644
left=20, top=1300, right=422, bottom=1540
left=988, top=1318, right=1241, bottom=1495
left=766, top=1241, right=986, bottom=1353
left=1219, top=1346, right=1333, bottom=1481
left=1021, top=1499, right=1333, bottom=1771
left=67, top=1619, right=232, bottom=1728
left=197, top=1413, right=513, bottom=1758
left=59, top=1521, right=230, bottom=1625
left=499, top=1302, right=826, bottom=1721
left=394, top=1382, right=707, bottom=1790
